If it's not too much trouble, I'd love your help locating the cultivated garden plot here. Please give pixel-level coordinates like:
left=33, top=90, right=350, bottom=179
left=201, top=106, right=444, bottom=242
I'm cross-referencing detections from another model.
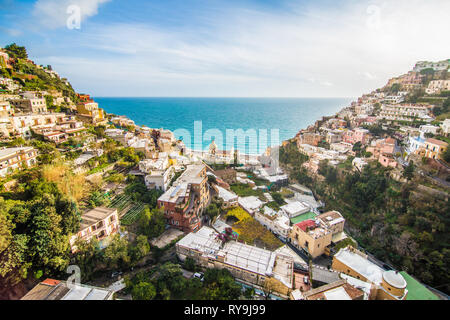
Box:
left=109, top=194, right=146, bottom=226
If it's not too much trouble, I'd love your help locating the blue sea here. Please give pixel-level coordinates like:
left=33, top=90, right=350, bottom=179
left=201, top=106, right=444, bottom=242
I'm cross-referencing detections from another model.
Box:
left=94, top=97, right=352, bottom=154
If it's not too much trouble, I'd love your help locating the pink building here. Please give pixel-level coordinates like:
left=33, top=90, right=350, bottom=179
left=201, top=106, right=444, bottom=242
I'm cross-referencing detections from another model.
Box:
left=343, top=128, right=370, bottom=145
left=367, top=137, right=397, bottom=159
left=379, top=153, right=398, bottom=168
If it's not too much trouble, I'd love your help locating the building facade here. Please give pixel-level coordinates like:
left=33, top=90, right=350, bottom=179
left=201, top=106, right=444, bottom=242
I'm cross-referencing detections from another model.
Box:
left=0, top=147, right=38, bottom=177
left=157, top=164, right=210, bottom=233
left=69, top=207, right=120, bottom=252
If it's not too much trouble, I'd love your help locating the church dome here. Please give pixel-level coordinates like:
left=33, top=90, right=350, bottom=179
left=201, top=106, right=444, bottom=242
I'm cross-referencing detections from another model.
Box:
left=209, top=139, right=217, bottom=154
left=382, top=270, right=407, bottom=289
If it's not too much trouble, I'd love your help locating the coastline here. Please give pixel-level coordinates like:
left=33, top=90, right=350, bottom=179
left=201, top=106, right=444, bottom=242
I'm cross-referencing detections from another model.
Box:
left=98, top=96, right=354, bottom=155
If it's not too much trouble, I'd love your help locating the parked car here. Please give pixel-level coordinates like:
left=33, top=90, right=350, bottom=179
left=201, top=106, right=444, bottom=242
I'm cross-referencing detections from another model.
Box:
left=111, top=271, right=123, bottom=279
left=192, top=272, right=204, bottom=281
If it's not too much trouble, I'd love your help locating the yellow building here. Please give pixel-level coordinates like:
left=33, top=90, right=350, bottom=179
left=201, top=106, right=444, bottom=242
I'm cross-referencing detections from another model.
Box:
left=418, top=138, right=448, bottom=160
left=290, top=219, right=332, bottom=258
left=76, top=94, right=106, bottom=125
left=77, top=101, right=106, bottom=124
left=332, top=246, right=408, bottom=300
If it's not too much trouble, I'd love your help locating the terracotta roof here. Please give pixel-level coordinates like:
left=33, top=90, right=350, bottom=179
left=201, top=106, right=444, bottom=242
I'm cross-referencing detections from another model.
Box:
left=295, top=219, right=316, bottom=232
left=41, top=278, right=60, bottom=286
left=385, top=137, right=396, bottom=144
left=426, top=138, right=448, bottom=147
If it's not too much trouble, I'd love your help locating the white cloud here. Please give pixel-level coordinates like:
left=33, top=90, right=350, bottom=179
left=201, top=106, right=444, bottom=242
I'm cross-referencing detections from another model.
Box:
left=41, top=0, right=450, bottom=97
left=33, top=0, right=110, bottom=29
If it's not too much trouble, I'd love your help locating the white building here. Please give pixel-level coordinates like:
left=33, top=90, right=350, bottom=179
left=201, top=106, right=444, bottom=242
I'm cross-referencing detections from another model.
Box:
left=144, top=166, right=175, bottom=192
left=176, top=226, right=294, bottom=291
left=280, top=201, right=310, bottom=219
left=379, top=104, right=433, bottom=122
left=139, top=154, right=174, bottom=192
left=215, top=185, right=238, bottom=209
left=238, top=196, right=265, bottom=215
left=383, top=95, right=405, bottom=105
left=426, top=80, right=450, bottom=95
left=0, top=147, right=39, bottom=177
left=407, top=136, right=426, bottom=154
left=441, top=119, right=450, bottom=137
left=413, top=60, right=449, bottom=72
left=254, top=206, right=291, bottom=241
left=419, top=124, right=440, bottom=138
left=21, top=278, right=115, bottom=300
left=352, top=157, right=368, bottom=172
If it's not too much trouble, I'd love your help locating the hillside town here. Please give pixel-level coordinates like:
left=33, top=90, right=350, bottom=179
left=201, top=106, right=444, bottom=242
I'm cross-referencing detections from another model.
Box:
left=0, top=44, right=448, bottom=301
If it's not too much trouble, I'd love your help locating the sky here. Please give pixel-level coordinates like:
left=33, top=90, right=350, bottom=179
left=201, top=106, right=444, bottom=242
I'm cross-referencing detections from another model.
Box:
left=0, top=0, right=449, bottom=97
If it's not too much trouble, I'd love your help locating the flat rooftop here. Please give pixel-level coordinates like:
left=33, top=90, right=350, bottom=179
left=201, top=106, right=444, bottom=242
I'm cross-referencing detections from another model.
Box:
left=238, top=196, right=265, bottom=211
left=21, top=279, right=113, bottom=300
left=174, top=164, right=205, bottom=185
left=80, top=207, right=117, bottom=230
left=334, top=247, right=384, bottom=284
left=220, top=241, right=274, bottom=275
left=158, top=183, right=189, bottom=204
left=177, top=227, right=293, bottom=285
left=281, top=201, right=310, bottom=217
left=317, top=211, right=345, bottom=227
left=216, top=185, right=238, bottom=202
left=0, top=147, right=34, bottom=159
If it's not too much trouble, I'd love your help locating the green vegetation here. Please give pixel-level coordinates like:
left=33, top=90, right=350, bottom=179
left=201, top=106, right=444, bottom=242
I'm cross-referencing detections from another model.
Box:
left=138, top=207, right=166, bottom=239
left=204, top=196, right=224, bottom=220
left=124, top=176, right=162, bottom=205
left=225, top=207, right=283, bottom=251
left=124, top=263, right=242, bottom=300
left=271, top=192, right=286, bottom=206
left=334, top=237, right=357, bottom=252
left=72, top=233, right=152, bottom=282
left=120, top=203, right=147, bottom=226
left=4, top=43, right=28, bottom=59
left=230, top=183, right=263, bottom=198
left=281, top=148, right=450, bottom=294
left=279, top=140, right=309, bottom=168
left=0, top=175, right=80, bottom=294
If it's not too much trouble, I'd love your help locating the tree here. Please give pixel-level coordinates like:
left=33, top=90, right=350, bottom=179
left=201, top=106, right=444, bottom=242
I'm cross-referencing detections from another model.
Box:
left=442, top=145, right=450, bottom=163
left=131, top=235, right=150, bottom=264
left=352, top=142, right=363, bottom=156
left=243, top=287, right=255, bottom=300
left=71, top=238, right=102, bottom=281
left=207, top=175, right=217, bottom=184
left=204, top=200, right=222, bottom=221
left=27, top=194, right=71, bottom=273
left=4, top=43, right=28, bottom=59
left=0, top=234, right=30, bottom=288
left=403, top=161, right=415, bottom=181
left=156, top=262, right=187, bottom=298
left=201, top=268, right=241, bottom=300
left=262, top=278, right=276, bottom=300
left=103, top=235, right=131, bottom=270
left=131, top=281, right=156, bottom=300
left=183, top=257, right=196, bottom=272
left=334, top=238, right=357, bottom=252
left=271, top=192, right=285, bottom=206
left=390, top=83, right=401, bottom=94
left=139, top=207, right=166, bottom=239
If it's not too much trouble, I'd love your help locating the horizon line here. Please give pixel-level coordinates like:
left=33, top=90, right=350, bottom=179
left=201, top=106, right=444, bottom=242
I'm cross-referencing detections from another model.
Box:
left=92, top=96, right=355, bottom=99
